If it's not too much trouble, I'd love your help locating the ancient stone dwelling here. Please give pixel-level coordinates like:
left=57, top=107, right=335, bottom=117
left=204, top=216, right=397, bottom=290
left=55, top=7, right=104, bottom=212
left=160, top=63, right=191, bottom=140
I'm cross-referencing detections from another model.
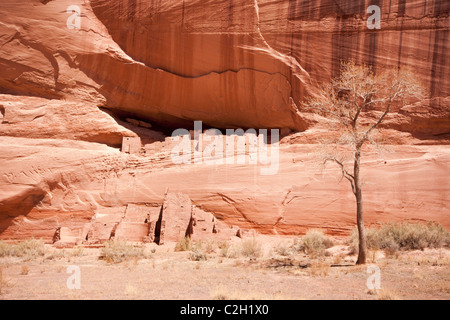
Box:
left=53, top=192, right=240, bottom=247
left=121, top=137, right=142, bottom=155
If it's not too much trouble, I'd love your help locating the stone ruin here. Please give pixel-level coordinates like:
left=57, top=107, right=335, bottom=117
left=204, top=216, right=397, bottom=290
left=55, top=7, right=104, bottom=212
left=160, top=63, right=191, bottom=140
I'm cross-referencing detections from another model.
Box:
left=52, top=192, right=241, bottom=247
left=121, top=136, right=142, bottom=155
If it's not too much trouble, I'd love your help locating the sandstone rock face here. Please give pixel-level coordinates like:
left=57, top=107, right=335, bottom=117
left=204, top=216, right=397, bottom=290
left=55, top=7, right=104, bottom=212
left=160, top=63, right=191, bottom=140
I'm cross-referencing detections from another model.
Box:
left=157, top=192, right=193, bottom=244
left=1, top=128, right=448, bottom=242
left=191, top=206, right=239, bottom=241
left=0, top=1, right=449, bottom=242
left=0, top=0, right=448, bottom=131
left=0, top=94, right=136, bottom=147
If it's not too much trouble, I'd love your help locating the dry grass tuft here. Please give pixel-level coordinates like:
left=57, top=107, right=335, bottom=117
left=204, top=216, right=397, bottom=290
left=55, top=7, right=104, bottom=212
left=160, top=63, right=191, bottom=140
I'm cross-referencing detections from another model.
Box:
left=174, top=237, right=192, bottom=252
left=274, top=241, right=294, bottom=257
left=211, top=286, right=291, bottom=300
left=189, top=247, right=207, bottom=262
left=218, top=241, right=231, bottom=257
left=20, top=266, right=29, bottom=276
left=377, top=289, right=400, bottom=300
left=0, top=239, right=46, bottom=260
left=175, top=238, right=213, bottom=261
left=0, top=267, right=12, bottom=295
left=191, top=239, right=218, bottom=255
left=71, top=246, right=85, bottom=258
left=100, top=240, right=145, bottom=264
left=240, top=237, right=262, bottom=258
left=349, top=222, right=450, bottom=253
left=294, top=230, right=334, bottom=257
left=45, top=249, right=66, bottom=261
left=224, top=238, right=262, bottom=259
left=309, top=261, right=331, bottom=277
left=0, top=267, right=4, bottom=294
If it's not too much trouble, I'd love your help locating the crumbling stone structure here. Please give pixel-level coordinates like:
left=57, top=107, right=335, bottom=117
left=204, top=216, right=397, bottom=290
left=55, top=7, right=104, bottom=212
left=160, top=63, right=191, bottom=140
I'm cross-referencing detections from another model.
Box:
left=121, top=136, right=142, bottom=155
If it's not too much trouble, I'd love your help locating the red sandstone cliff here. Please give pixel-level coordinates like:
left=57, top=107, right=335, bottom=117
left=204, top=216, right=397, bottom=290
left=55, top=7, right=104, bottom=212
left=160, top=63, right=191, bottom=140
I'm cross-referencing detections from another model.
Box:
left=0, top=0, right=449, bottom=243
left=1, top=0, right=448, bottom=131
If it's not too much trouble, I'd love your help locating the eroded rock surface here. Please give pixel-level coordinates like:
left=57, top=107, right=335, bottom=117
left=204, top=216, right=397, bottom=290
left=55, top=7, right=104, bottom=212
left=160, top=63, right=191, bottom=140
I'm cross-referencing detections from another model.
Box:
left=0, top=1, right=449, bottom=243
left=0, top=0, right=448, bottom=131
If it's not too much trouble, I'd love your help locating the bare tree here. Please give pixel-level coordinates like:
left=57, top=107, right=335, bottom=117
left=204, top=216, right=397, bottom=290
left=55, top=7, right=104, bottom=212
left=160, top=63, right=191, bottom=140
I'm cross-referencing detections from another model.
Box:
left=304, top=61, right=426, bottom=265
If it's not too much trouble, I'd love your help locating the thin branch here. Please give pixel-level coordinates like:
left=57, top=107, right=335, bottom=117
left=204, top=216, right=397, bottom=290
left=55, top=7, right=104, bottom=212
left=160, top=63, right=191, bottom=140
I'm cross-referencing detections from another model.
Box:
left=324, top=157, right=356, bottom=195
left=361, top=97, right=394, bottom=144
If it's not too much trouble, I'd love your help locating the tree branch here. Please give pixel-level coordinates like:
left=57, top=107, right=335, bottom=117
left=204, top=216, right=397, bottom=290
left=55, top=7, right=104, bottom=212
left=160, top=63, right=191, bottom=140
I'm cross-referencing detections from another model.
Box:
left=361, top=98, right=393, bottom=144
left=324, top=157, right=356, bottom=195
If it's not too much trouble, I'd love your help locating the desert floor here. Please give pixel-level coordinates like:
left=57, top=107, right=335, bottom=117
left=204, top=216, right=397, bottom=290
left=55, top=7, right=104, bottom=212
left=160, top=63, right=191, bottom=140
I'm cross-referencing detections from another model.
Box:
left=1, top=236, right=449, bottom=300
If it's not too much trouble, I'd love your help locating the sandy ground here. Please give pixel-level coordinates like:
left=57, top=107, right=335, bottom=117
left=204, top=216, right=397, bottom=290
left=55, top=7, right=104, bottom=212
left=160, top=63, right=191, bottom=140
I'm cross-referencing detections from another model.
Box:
left=0, top=236, right=449, bottom=300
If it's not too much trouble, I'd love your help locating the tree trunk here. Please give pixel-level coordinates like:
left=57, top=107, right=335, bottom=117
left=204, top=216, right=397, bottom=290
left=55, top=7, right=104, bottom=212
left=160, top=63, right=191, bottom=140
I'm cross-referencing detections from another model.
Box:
left=354, top=148, right=367, bottom=265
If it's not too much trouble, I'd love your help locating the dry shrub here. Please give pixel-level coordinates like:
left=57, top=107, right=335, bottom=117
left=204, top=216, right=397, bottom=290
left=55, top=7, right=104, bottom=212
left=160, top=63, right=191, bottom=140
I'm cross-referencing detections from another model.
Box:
left=100, top=240, right=145, bottom=264
left=0, top=267, right=4, bottom=294
left=223, top=238, right=262, bottom=259
left=202, top=240, right=218, bottom=254
left=175, top=238, right=211, bottom=261
left=211, top=286, right=230, bottom=300
left=70, top=246, right=84, bottom=257
left=0, top=239, right=46, bottom=260
left=190, top=249, right=207, bottom=262
left=240, top=238, right=262, bottom=258
left=412, top=254, right=450, bottom=267
left=188, top=240, right=212, bottom=261
left=191, top=239, right=217, bottom=254
left=294, top=230, right=334, bottom=256
left=175, top=237, right=192, bottom=252
left=274, top=241, right=294, bottom=257
left=218, top=241, right=230, bottom=257
left=0, top=267, right=12, bottom=295
left=45, top=249, right=66, bottom=261
left=332, top=254, right=345, bottom=265
left=20, top=266, right=29, bottom=275
left=367, top=249, right=378, bottom=264
left=211, top=286, right=290, bottom=300
left=349, top=222, right=450, bottom=252
left=377, top=289, right=400, bottom=300
left=309, top=261, right=330, bottom=277
left=383, top=243, right=400, bottom=259
left=0, top=242, right=9, bottom=257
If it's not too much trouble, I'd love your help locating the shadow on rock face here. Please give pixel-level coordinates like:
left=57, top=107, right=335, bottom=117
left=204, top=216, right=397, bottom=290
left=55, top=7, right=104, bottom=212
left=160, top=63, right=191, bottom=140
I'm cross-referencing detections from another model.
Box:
left=0, top=187, right=46, bottom=234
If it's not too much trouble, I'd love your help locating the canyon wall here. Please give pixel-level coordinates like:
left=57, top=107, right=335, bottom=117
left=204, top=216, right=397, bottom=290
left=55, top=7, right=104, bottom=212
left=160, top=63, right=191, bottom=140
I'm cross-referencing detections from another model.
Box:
left=0, top=1, right=449, bottom=242
left=0, top=0, right=448, bottom=131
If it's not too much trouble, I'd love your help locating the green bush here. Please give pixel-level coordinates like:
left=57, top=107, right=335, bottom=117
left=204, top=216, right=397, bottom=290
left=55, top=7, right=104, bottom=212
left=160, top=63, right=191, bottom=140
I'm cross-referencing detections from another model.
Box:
left=349, top=221, right=450, bottom=252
